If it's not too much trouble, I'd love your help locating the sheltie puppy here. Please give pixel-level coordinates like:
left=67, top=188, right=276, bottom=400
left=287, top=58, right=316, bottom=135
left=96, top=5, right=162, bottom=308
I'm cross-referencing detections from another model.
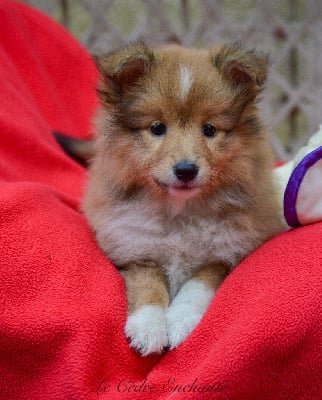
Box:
left=75, top=43, right=284, bottom=356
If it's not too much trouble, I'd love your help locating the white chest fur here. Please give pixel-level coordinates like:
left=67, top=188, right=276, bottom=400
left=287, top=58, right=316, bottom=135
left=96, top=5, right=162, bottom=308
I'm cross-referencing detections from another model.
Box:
left=91, top=197, right=260, bottom=298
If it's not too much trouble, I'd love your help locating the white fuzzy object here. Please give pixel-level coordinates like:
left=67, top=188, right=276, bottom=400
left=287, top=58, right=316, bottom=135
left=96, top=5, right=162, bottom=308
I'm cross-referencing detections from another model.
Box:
left=274, top=126, right=322, bottom=207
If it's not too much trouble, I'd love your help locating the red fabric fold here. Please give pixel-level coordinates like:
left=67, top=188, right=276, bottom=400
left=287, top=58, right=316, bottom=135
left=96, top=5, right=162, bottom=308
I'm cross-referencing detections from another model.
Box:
left=0, top=1, right=321, bottom=399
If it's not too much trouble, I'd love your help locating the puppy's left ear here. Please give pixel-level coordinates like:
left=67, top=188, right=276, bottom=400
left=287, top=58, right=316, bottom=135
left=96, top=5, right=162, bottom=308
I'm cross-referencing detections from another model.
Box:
left=212, top=43, right=269, bottom=95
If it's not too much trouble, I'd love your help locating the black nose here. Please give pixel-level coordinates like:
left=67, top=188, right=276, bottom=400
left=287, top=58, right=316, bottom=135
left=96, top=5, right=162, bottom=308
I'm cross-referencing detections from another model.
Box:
left=173, top=160, right=199, bottom=182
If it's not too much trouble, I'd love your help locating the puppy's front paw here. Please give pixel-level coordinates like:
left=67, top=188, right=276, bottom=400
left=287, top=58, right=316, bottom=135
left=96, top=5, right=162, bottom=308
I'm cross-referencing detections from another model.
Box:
left=166, top=304, right=204, bottom=349
left=166, top=280, right=215, bottom=349
left=125, top=305, right=168, bottom=356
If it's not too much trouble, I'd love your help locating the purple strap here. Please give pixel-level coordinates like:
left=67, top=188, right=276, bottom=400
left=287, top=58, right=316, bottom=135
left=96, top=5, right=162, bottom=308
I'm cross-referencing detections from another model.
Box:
left=284, top=146, right=322, bottom=226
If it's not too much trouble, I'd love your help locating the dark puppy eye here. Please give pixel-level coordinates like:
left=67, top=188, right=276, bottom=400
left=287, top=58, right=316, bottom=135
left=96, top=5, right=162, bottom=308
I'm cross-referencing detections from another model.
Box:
left=150, top=122, right=167, bottom=136
left=202, top=124, right=217, bottom=137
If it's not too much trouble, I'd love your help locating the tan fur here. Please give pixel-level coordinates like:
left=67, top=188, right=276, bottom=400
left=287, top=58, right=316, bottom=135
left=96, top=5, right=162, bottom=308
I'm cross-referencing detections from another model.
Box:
left=120, top=261, right=169, bottom=314
left=192, top=264, right=229, bottom=291
left=82, top=43, right=285, bottom=355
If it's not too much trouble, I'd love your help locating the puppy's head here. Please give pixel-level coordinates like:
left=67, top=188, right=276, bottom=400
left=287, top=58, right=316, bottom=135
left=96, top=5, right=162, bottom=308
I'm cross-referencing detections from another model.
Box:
left=93, top=43, right=271, bottom=206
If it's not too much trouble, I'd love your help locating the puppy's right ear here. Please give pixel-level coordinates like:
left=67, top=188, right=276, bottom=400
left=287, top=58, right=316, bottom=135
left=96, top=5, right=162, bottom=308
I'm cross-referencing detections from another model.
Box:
left=93, top=44, right=155, bottom=105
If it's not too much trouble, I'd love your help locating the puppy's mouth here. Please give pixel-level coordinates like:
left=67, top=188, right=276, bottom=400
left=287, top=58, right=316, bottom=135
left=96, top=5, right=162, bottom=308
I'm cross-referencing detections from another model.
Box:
left=154, top=179, right=201, bottom=198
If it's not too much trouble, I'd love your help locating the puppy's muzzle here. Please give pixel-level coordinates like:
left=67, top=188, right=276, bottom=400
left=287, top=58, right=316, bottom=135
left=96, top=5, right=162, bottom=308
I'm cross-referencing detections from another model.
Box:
left=173, top=160, right=199, bottom=183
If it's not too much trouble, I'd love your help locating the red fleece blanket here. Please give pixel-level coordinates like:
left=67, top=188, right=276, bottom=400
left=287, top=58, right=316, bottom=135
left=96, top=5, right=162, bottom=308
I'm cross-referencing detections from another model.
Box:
left=0, top=2, right=321, bottom=399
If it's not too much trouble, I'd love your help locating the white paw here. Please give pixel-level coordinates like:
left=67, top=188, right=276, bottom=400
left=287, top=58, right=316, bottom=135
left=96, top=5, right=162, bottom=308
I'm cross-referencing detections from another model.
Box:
left=166, top=280, right=215, bottom=349
left=125, top=305, right=168, bottom=356
left=166, top=304, right=204, bottom=349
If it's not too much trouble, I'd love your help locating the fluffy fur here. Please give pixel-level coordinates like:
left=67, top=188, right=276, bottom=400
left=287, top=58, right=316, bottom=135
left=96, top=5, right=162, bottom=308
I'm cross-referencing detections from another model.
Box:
left=82, top=43, right=284, bottom=356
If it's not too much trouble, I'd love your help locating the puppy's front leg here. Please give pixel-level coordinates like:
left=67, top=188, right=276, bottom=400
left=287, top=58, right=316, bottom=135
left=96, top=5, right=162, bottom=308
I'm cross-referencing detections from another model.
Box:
left=120, top=261, right=169, bottom=356
left=166, top=264, right=228, bottom=350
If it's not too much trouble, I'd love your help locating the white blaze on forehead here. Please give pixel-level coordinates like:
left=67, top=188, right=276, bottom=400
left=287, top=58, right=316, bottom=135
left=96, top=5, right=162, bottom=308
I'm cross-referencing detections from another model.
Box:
left=179, top=65, right=193, bottom=101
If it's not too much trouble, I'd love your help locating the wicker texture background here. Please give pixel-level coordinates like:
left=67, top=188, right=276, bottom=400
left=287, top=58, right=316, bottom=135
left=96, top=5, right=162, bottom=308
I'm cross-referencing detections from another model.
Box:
left=26, top=0, right=322, bottom=159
